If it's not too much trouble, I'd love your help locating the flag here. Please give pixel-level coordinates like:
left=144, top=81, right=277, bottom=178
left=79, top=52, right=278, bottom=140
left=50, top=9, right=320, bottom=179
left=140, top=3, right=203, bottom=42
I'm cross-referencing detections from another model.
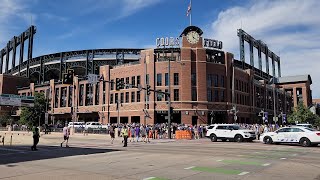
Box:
left=186, top=2, right=191, bottom=17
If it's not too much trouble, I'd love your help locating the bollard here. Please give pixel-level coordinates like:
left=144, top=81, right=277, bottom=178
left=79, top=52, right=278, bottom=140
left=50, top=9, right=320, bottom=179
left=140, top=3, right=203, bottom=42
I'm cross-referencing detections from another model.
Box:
left=10, top=134, right=12, bottom=146
left=2, top=135, right=4, bottom=146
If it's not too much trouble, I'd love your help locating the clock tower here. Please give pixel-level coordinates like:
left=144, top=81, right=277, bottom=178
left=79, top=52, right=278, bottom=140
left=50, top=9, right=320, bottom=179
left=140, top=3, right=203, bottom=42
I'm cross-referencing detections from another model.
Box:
left=180, top=26, right=204, bottom=48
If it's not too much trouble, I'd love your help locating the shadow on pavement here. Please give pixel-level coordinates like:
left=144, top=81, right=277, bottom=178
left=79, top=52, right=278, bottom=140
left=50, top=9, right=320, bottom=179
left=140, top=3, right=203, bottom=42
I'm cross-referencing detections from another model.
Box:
left=0, top=145, right=120, bottom=165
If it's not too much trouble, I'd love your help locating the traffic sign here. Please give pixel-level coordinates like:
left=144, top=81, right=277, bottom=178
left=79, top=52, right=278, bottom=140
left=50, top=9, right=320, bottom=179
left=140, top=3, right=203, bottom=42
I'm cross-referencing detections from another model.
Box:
left=0, top=94, right=34, bottom=107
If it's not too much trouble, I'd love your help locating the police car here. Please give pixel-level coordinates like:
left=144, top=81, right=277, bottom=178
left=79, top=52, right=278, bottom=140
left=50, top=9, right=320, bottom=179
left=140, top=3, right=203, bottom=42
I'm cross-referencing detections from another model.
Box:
left=260, top=126, right=320, bottom=147
left=206, top=124, right=256, bottom=142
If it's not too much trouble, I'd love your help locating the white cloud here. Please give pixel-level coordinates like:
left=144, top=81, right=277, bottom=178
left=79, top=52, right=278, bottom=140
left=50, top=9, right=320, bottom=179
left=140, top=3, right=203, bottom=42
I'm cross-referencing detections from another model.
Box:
left=208, top=0, right=320, bottom=98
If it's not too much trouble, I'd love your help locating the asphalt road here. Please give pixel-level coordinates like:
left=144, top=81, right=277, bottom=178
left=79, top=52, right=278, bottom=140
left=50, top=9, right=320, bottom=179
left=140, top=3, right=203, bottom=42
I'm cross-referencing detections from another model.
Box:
left=0, top=134, right=319, bottom=180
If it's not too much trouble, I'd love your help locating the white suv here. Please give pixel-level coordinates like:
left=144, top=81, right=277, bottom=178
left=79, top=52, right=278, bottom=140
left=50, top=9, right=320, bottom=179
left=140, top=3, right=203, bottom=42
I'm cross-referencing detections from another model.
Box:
left=68, top=122, right=85, bottom=129
left=85, top=122, right=102, bottom=129
left=206, top=124, right=256, bottom=142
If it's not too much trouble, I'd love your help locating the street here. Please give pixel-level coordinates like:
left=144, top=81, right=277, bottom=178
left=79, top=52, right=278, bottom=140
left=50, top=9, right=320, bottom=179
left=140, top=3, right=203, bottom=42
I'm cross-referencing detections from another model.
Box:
left=0, top=133, right=319, bottom=180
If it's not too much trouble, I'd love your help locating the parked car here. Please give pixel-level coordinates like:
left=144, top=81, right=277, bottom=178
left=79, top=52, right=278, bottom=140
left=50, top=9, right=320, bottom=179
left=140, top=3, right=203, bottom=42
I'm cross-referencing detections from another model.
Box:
left=295, top=123, right=313, bottom=128
left=85, top=122, right=102, bottom=129
left=68, top=122, right=85, bottom=129
left=260, top=126, right=320, bottom=147
left=205, top=124, right=256, bottom=142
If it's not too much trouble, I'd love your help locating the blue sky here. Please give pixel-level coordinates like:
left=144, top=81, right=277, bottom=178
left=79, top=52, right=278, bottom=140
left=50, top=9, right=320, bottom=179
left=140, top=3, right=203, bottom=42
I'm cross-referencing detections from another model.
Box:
left=1, top=0, right=320, bottom=98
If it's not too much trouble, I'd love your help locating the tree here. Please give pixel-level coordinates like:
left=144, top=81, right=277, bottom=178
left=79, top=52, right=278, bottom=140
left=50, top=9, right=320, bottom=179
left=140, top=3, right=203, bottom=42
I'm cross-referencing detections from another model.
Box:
left=287, top=102, right=320, bottom=126
left=0, top=114, right=13, bottom=127
left=19, top=92, right=47, bottom=127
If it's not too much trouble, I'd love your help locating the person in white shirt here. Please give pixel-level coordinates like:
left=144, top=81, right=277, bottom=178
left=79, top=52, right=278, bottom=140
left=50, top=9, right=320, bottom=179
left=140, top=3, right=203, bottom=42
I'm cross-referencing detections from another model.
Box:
left=61, top=124, right=70, bottom=148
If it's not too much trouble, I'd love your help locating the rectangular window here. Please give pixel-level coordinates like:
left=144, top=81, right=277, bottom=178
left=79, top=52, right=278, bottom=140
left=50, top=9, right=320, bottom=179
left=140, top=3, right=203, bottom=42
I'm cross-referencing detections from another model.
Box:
left=60, top=87, right=67, bottom=107
left=165, top=73, right=169, bottom=86
left=192, top=88, right=197, bottom=101
left=236, top=80, right=238, bottom=91
left=125, top=77, right=129, bottom=89
left=120, top=93, right=124, bottom=103
left=103, top=82, right=106, bottom=104
left=146, top=74, right=150, bottom=85
left=207, top=88, right=212, bottom=102
left=157, top=90, right=162, bottom=101
left=115, top=93, right=118, bottom=103
left=214, top=75, right=219, bottom=87
left=191, top=73, right=197, bottom=86
left=110, top=94, right=114, bottom=104
left=174, top=89, right=179, bottom=101
left=131, top=76, right=135, bottom=86
left=68, top=86, right=73, bottom=107
left=125, top=92, right=129, bottom=103
left=95, top=83, right=99, bottom=105
left=207, top=74, right=212, bottom=87
left=79, top=85, right=84, bottom=106
left=137, top=91, right=141, bottom=102
left=120, top=78, right=124, bottom=89
left=165, top=89, right=169, bottom=101
left=220, top=76, right=225, bottom=87
left=86, top=84, right=93, bottom=106
left=137, top=75, right=141, bottom=85
left=157, top=74, right=162, bottom=86
left=131, top=92, right=135, bottom=102
left=214, top=90, right=219, bottom=102
left=221, top=90, right=225, bottom=102
left=174, top=73, right=179, bottom=85
left=55, top=88, right=59, bottom=108
left=110, top=79, right=114, bottom=90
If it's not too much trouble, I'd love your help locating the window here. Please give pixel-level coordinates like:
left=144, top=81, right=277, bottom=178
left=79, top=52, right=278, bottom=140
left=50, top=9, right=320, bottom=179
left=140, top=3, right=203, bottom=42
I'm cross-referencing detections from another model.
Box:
left=115, top=93, right=118, bottom=103
left=120, top=93, right=124, bottom=103
left=220, top=76, right=225, bottom=87
left=214, top=90, right=219, bottom=102
left=125, top=77, right=129, bottom=89
left=95, top=83, right=99, bottom=105
left=192, top=88, right=197, bottom=101
left=174, top=89, right=179, bottom=101
left=125, top=92, right=129, bottom=103
left=165, top=89, right=169, bottom=101
left=68, top=86, right=73, bottom=107
left=103, top=82, right=106, bottom=104
left=131, top=76, right=135, bottom=86
left=207, top=125, right=215, bottom=129
left=290, top=128, right=304, bottom=132
left=79, top=85, right=84, bottom=106
left=110, top=79, right=114, bottom=90
left=207, top=88, right=213, bottom=102
left=55, top=88, right=59, bottom=108
left=146, top=74, right=150, bottom=85
left=221, top=90, right=225, bottom=102
left=120, top=78, right=124, bottom=89
left=61, top=87, right=67, bottom=107
left=131, top=92, right=135, bottom=102
left=86, top=84, right=93, bottom=106
left=157, top=90, right=162, bottom=101
left=157, top=74, right=162, bottom=86
left=174, top=73, right=179, bottom=85
left=110, top=94, right=114, bottom=104
left=276, top=128, right=290, bottom=133
left=137, top=91, right=141, bottom=102
left=207, top=74, right=212, bottom=87
left=137, top=75, right=141, bottom=85
left=216, top=126, right=227, bottom=130
left=165, top=73, right=169, bottom=86
left=214, top=75, right=218, bottom=87
left=191, top=73, right=197, bottom=86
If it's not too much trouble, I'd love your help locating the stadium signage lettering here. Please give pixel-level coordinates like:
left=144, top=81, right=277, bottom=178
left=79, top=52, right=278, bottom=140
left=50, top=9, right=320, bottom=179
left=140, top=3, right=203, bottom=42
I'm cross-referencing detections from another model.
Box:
left=156, top=37, right=180, bottom=48
left=203, top=38, right=223, bottom=49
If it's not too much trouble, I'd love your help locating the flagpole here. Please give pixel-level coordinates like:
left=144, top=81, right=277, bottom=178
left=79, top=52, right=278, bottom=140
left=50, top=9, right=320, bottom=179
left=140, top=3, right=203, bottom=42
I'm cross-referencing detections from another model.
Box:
left=190, top=0, right=192, bottom=26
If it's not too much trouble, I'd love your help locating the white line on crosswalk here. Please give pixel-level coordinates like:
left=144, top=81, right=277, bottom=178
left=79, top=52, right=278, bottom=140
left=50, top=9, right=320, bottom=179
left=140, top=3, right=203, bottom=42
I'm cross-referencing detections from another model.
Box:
left=262, top=163, right=271, bottom=166
left=216, top=160, right=223, bottom=162
left=238, top=172, right=250, bottom=176
left=184, top=166, right=195, bottom=170
left=143, top=177, right=155, bottom=180
left=280, top=158, right=287, bottom=160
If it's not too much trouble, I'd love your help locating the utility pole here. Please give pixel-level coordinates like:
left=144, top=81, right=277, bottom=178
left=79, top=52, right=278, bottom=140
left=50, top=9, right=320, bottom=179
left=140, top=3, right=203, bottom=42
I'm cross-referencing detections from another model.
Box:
left=272, top=77, right=277, bottom=124
left=168, top=49, right=172, bottom=139
left=144, top=55, right=148, bottom=125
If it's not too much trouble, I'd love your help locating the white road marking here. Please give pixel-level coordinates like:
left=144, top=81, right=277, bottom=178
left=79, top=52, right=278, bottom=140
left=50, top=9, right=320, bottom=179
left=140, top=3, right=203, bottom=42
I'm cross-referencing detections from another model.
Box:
left=292, top=154, right=297, bottom=156
left=238, top=172, right=250, bottom=176
left=280, top=158, right=287, bottom=160
left=262, top=163, right=271, bottom=166
left=184, top=166, right=195, bottom=170
left=143, top=177, right=155, bottom=180
left=216, top=160, right=223, bottom=162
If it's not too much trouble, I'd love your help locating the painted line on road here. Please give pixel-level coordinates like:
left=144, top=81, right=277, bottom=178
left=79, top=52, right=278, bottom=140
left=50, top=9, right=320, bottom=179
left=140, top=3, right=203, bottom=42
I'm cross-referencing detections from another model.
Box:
left=217, top=159, right=263, bottom=166
left=143, top=177, right=169, bottom=180
left=186, top=166, right=247, bottom=175
left=143, top=177, right=156, bottom=180
left=184, top=166, right=195, bottom=170
left=238, top=172, right=250, bottom=176
left=262, top=163, right=271, bottom=166
left=280, top=158, right=287, bottom=160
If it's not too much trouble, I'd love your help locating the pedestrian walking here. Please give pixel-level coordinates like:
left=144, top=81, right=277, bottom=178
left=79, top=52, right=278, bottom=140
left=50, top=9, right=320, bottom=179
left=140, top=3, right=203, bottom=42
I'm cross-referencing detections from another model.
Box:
left=121, top=125, right=128, bottom=147
left=109, top=125, right=115, bottom=144
left=31, top=127, right=40, bottom=151
left=130, top=126, right=135, bottom=142
left=135, top=126, right=140, bottom=142
left=61, top=124, right=70, bottom=148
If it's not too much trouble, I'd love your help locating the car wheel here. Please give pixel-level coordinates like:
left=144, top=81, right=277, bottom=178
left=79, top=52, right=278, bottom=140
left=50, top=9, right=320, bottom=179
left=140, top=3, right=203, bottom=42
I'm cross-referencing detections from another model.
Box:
left=235, top=134, right=243, bottom=142
left=299, top=138, right=311, bottom=147
left=263, top=136, right=273, bottom=144
left=210, top=134, right=217, bottom=142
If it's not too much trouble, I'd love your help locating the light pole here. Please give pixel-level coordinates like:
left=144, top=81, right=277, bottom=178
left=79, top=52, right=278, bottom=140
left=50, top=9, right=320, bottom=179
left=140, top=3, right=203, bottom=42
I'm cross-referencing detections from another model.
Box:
left=230, top=58, right=238, bottom=123
left=167, top=49, right=173, bottom=139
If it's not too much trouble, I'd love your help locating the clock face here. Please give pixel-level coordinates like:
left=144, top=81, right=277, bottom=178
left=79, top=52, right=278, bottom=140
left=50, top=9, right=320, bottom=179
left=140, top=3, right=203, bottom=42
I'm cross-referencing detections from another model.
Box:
left=186, top=31, right=200, bottom=44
